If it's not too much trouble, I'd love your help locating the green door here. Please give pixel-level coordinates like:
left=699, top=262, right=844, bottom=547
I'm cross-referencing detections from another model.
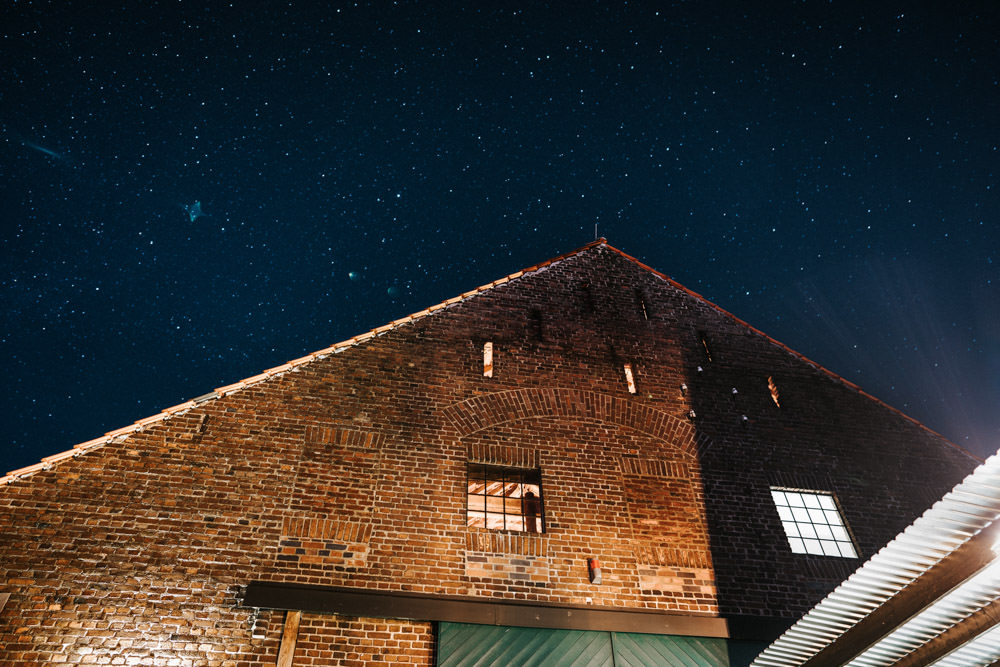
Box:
left=438, top=623, right=728, bottom=666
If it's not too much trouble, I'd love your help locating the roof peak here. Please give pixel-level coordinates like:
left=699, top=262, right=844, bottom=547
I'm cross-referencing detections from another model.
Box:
left=2, top=238, right=976, bottom=484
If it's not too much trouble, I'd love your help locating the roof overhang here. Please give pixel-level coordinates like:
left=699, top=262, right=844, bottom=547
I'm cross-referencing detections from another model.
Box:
left=753, top=452, right=1000, bottom=666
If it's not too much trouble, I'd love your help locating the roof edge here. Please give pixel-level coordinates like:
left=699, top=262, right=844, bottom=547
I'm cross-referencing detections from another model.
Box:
left=601, top=243, right=980, bottom=463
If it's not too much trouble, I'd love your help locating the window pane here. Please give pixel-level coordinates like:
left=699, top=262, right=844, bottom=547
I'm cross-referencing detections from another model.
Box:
left=484, top=481, right=504, bottom=496
left=803, top=494, right=821, bottom=509
left=788, top=537, right=806, bottom=553
left=486, top=513, right=506, bottom=530
left=817, top=495, right=837, bottom=510
left=808, top=508, right=828, bottom=524
left=825, top=510, right=844, bottom=526
left=792, top=507, right=811, bottom=522
left=776, top=506, right=793, bottom=522
left=815, top=524, right=834, bottom=540
left=798, top=523, right=818, bottom=539
left=467, top=511, right=486, bottom=528
left=838, top=542, right=857, bottom=558
left=785, top=492, right=804, bottom=507
left=506, top=515, right=525, bottom=531
left=821, top=540, right=840, bottom=557
left=782, top=521, right=800, bottom=537
left=771, top=490, right=787, bottom=505
left=486, top=496, right=505, bottom=513
left=467, top=494, right=485, bottom=512
left=804, top=539, right=823, bottom=555
left=831, top=526, right=849, bottom=541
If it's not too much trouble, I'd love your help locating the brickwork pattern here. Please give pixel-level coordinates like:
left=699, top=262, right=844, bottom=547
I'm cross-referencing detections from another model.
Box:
left=292, top=614, right=433, bottom=666
left=0, top=243, right=979, bottom=663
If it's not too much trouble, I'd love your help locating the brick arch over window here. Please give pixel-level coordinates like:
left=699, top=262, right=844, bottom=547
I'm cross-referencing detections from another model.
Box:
left=442, top=388, right=702, bottom=458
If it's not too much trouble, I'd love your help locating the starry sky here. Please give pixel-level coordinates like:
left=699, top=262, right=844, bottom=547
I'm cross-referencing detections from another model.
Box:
left=2, top=2, right=998, bottom=473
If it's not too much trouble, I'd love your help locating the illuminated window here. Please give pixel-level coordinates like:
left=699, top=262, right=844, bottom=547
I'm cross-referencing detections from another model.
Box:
left=770, top=488, right=857, bottom=558
left=623, top=363, right=637, bottom=394
left=483, top=341, right=494, bottom=377
left=467, top=465, right=543, bottom=533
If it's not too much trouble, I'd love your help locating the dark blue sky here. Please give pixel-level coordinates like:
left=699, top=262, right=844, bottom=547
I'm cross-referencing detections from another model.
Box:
left=3, top=2, right=998, bottom=472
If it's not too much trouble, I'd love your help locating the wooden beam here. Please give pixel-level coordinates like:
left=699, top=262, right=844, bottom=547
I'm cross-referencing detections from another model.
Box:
left=276, top=610, right=301, bottom=667
left=243, top=581, right=729, bottom=638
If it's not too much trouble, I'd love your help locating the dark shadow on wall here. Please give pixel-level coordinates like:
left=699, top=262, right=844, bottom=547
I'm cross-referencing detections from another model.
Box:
left=680, top=332, right=846, bottom=666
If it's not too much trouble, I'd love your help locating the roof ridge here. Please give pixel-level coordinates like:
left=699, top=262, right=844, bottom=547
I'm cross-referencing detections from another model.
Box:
left=2, top=238, right=608, bottom=484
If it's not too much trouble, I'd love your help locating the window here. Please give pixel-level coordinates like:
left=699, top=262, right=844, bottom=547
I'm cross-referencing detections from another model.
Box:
left=467, top=465, right=543, bottom=533
left=770, top=488, right=857, bottom=558
left=623, top=363, right=637, bottom=394
left=483, top=341, right=494, bottom=377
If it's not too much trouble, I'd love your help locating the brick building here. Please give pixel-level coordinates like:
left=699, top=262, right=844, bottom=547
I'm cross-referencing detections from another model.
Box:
left=0, top=240, right=979, bottom=665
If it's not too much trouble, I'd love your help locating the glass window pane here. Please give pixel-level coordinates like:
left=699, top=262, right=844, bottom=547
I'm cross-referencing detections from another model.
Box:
left=782, top=521, right=800, bottom=537
left=792, top=507, right=811, bottom=522
left=785, top=492, right=804, bottom=507
left=506, top=515, right=525, bottom=531
left=486, top=496, right=505, bottom=513
left=821, top=540, right=840, bottom=557
left=798, top=523, right=818, bottom=539
left=831, top=526, right=849, bottom=541
left=804, top=539, right=823, bottom=555
left=815, top=524, right=834, bottom=540
left=803, top=494, right=821, bottom=509
left=817, top=495, right=837, bottom=510
left=776, top=506, right=793, bottom=521
left=467, top=494, right=485, bottom=512
left=467, top=511, right=485, bottom=528
left=808, top=508, right=828, bottom=524
left=486, top=513, right=506, bottom=530
left=771, top=490, right=787, bottom=505
left=838, top=542, right=857, bottom=558
left=825, top=510, right=844, bottom=526
left=788, top=537, right=806, bottom=553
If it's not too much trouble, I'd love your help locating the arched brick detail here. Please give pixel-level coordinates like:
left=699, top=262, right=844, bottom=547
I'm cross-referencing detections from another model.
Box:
left=442, top=388, right=697, bottom=457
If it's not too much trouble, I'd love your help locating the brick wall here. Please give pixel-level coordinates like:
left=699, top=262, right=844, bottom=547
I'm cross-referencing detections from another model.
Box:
left=0, top=243, right=978, bottom=663
left=292, top=614, right=433, bottom=666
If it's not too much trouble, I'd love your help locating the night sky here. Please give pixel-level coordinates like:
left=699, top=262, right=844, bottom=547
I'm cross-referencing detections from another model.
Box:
left=3, top=2, right=998, bottom=473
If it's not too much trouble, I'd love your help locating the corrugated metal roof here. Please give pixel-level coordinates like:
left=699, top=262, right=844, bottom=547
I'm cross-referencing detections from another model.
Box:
left=752, top=452, right=1000, bottom=666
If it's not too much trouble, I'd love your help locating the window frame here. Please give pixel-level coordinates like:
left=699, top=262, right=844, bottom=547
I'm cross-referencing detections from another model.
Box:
left=770, top=487, right=857, bottom=558
left=466, top=464, right=545, bottom=534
